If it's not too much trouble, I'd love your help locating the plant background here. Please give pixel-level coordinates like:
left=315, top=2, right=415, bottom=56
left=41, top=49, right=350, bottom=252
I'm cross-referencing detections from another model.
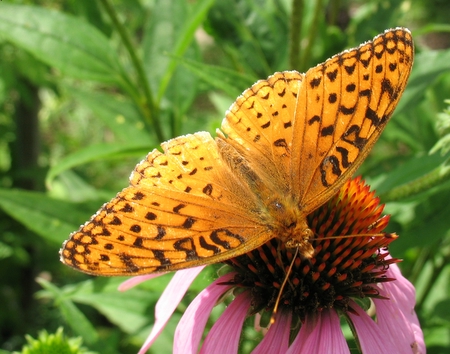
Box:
left=0, top=0, right=450, bottom=353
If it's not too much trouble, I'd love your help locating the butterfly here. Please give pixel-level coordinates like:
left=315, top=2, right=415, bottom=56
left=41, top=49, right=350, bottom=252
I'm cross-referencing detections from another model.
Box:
left=60, top=28, right=413, bottom=276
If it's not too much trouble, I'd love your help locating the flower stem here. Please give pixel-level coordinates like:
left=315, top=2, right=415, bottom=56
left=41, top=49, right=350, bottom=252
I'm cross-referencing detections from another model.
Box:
left=379, top=158, right=450, bottom=202
left=289, top=0, right=304, bottom=70
left=99, top=0, right=164, bottom=142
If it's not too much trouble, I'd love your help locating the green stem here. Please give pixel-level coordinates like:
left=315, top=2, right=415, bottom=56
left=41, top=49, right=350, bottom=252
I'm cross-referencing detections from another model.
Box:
left=379, top=158, right=450, bottom=202
left=299, top=0, right=324, bottom=71
left=99, top=0, right=164, bottom=142
left=289, top=0, right=303, bottom=70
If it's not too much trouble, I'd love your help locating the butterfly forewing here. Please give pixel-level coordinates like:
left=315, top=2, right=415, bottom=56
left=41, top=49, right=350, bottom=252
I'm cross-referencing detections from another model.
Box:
left=61, top=133, right=272, bottom=275
left=61, top=28, right=414, bottom=276
left=291, top=28, right=413, bottom=211
left=220, top=71, right=303, bottom=194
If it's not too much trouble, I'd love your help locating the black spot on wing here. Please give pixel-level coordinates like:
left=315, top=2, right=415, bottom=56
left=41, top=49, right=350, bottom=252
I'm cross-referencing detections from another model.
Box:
left=109, top=216, right=122, bottom=225
left=321, top=125, right=334, bottom=137
left=146, top=212, right=157, bottom=220
left=182, top=217, right=196, bottom=229
left=173, top=238, right=198, bottom=261
left=130, top=224, right=141, bottom=233
left=199, top=236, right=221, bottom=255
left=310, top=77, right=321, bottom=88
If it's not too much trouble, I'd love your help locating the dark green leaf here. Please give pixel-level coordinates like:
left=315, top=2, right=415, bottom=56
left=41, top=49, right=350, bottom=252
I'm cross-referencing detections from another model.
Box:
left=0, top=4, right=123, bottom=83
left=0, top=188, right=96, bottom=244
left=37, top=277, right=99, bottom=344
left=179, top=57, right=256, bottom=99
left=60, top=277, right=171, bottom=334
left=396, top=48, right=450, bottom=114
left=65, top=86, right=153, bottom=143
left=46, top=143, right=153, bottom=188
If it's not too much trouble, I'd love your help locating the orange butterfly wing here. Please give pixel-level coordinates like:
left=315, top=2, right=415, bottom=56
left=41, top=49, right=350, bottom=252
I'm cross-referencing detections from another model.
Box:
left=292, top=28, right=413, bottom=211
left=61, top=133, right=273, bottom=275
left=61, top=28, right=413, bottom=276
left=220, top=28, right=413, bottom=213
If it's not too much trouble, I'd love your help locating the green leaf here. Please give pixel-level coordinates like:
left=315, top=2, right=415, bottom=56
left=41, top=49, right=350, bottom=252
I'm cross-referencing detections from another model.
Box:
left=389, top=187, right=450, bottom=254
left=143, top=0, right=189, bottom=95
left=66, top=87, right=153, bottom=143
left=432, top=299, right=450, bottom=325
left=59, top=277, right=170, bottom=334
left=179, top=57, right=256, bottom=98
left=149, top=0, right=214, bottom=101
left=47, top=170, right=112, bottom=203
left=0, top=189, right=96, bottom=245
left=413, top=23, right=450, bottom=36
left=142, top=0, right=214, bottom=136
left=0, top=4, right=123, bottom=83
left=46, top=142, right=153, bottom=188
left=396, top=48, right=450, bottom=114
left=374, top=153, right=448, bottom=194
left=37, top=278, right=99, bottom=344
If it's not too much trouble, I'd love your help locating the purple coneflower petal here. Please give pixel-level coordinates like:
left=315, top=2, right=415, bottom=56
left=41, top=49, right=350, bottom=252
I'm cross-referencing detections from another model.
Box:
left=118, top=273, right=165, bottom=291
left=287, top=309, right=349, bottom=354
left=374, top=264, right=425, bottom=353
left=348, top=301, right=397, bottom=353
left=252, top=311, right=291, bottom=354
left=174, top=272, right=236, bottom=354
left=138, top=266, right=205, bottom=354
left=200, top=291, right=252, bottom=354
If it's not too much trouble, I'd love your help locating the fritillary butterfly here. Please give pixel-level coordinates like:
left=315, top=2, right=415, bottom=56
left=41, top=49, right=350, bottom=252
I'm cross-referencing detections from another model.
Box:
left=60, top=28, right=413, bottom=276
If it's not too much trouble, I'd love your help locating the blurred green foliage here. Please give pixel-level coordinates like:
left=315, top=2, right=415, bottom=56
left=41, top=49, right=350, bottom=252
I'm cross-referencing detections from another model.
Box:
left=0, top=0, right=449, bottom=353
left=12, top=327, right=96, bottom=354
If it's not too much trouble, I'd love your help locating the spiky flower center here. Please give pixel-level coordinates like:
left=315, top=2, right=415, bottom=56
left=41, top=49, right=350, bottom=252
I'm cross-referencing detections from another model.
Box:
left=223, top=177, right=399, bottom=320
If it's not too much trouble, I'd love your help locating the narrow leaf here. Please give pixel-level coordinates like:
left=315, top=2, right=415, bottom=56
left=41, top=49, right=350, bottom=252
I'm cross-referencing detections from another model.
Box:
left=45, top=142, right=152, bottom=188
left=179, top=57, right=256, bottom=98
left=0, top=189, right=97, bottom=244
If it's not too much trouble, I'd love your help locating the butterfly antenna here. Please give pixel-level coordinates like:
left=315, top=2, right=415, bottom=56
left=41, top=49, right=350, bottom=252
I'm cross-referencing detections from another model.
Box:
left=270, top=247, right=299, bottom=324
left=313, top=232, right=397, bottom=241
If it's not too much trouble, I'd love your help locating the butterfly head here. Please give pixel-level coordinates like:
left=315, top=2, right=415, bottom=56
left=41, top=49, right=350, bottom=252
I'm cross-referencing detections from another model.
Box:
left=283, top=223, right=315, bottom=258
left=267, top=198, right=315, bottom=258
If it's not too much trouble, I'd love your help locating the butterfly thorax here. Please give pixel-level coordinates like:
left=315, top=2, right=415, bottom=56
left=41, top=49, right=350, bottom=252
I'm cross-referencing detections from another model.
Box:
left=265, top=197, right=315, bottom=258
left=217, top=137, right=315, bottom=258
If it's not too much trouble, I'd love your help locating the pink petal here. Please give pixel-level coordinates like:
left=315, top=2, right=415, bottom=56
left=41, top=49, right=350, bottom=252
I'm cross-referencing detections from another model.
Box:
left=252, top=311, right=291, bottom=354
left=200, top=291, right=252, bottom=354
left=383, top=263, right=416, bottom=312
left=138, top=266, right=205, bottom=354
left=287, top=309, right=349, bottom=354
left=118, top=273, right=166, bottom=291
left=174, top=272, right=236, bottom=354
left=348, top=301, right=397, bottom=354
left=374, top=264, right=425, bottom=353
